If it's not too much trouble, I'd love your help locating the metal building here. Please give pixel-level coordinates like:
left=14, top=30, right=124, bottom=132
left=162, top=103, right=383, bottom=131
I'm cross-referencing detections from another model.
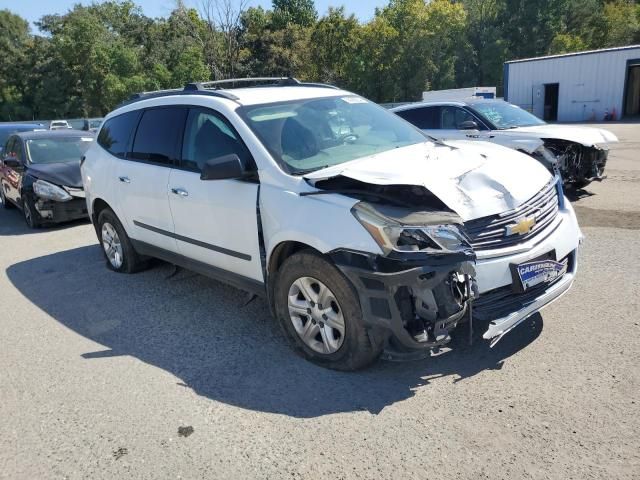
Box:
left=504, top=45, right=640, bottom=122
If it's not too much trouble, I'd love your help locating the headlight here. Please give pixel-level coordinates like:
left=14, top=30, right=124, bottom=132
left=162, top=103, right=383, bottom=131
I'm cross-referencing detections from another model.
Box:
left=352, top=202, right=472, bottom=255
left=33, top=180, right=72, bottom=202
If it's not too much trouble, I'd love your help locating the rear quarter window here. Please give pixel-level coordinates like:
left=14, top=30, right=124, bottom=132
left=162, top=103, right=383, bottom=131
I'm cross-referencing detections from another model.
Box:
left=97, top=111, right=141, bottom=158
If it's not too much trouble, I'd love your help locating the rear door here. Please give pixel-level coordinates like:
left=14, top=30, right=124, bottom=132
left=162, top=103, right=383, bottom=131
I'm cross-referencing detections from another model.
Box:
left=395, top=106, right=441, bottom=139
left=168, top=106, right=263, bottom=282
left=111, top=107, right=187, bottom=253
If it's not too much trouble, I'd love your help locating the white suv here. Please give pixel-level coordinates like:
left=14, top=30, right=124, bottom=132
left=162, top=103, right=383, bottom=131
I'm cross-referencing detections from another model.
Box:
left=82, top=78, right=582, bottom=370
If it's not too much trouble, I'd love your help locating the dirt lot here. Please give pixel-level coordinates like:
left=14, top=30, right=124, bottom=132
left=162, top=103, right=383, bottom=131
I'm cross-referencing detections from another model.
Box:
left=0, top=123, right=638, bottom=480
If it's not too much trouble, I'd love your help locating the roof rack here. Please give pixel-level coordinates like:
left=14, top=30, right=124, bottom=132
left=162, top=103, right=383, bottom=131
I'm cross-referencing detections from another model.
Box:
left=185, top=77, right=339, bottom=91
left=119, top=77, right=339, bottom=108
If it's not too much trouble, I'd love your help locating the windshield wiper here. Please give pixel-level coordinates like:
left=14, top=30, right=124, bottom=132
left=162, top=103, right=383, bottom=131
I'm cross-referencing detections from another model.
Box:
left=300, top=189, right=413, bottom=207
left=291, top=165, right=331, bottom=176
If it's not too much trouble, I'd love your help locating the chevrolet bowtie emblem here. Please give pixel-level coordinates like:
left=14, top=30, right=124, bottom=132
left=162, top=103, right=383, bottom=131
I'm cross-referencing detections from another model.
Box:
left=505, top=216, right=536, bottom=236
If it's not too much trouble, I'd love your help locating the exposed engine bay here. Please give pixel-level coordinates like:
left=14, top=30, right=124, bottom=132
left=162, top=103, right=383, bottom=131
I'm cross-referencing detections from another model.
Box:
left=541, top=139, right=608, bottom=188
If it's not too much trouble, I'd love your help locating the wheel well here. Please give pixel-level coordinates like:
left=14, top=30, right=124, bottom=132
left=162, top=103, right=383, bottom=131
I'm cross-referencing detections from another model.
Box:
left=91, top=198, right=113, bottom=239
left=92, top=198, right=111, bottom=222
left=266, top=241, right=323, bottom=315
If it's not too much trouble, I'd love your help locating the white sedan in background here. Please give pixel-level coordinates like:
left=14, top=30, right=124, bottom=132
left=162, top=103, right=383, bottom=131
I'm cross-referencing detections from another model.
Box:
left=392, top=99, right=618, bottom=188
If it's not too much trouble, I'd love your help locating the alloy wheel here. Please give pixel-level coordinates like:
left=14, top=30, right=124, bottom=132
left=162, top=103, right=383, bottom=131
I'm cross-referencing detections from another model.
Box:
left=287, top=276, right=346, bottom=354
left=101, top=222, right=124, bottom=269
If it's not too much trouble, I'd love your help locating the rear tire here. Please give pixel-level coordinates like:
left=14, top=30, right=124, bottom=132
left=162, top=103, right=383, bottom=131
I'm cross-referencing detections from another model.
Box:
left=97, top=208, right=148, bottom=273
left=0, top=185, right=13, bottom=209
left=274, top=250, right=384, bottom=371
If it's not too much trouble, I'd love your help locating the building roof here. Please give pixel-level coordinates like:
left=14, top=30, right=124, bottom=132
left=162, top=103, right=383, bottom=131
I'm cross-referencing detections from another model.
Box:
left=505, top=44, right=640, bottom=64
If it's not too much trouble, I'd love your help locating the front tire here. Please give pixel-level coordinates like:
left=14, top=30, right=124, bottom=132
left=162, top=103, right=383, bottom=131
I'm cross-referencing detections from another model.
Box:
left=97, top=208, right=147, bottom=273
left=274, top=251, right=384, bottom=371
left=22, top=196, right=41, bottom=228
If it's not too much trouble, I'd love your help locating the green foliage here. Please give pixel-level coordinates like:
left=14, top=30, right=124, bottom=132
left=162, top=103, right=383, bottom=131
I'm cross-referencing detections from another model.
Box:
left=1, top=0, right=639, bottom=120
left=272, top=0, right=318, bottom=28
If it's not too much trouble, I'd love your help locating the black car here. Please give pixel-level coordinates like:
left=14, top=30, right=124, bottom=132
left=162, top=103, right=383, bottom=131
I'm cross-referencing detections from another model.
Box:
left=0, top=130, right=94, bottom=228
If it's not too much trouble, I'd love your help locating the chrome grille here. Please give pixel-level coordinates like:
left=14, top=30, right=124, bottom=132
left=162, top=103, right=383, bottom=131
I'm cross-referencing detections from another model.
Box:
left=464, top=180, right=560, bottom=251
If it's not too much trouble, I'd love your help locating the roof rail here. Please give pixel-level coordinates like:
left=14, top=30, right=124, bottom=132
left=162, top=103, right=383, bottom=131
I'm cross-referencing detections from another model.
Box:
left=118, top=76, right=339, bottom=108
left=119, top=86, right=240, bottom=108
left=186, top=77, right=340, bottom=91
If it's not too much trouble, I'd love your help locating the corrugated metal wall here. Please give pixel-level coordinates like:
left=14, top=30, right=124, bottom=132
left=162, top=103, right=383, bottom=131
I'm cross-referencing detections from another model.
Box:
left=505, top=47, right=640, bottom=122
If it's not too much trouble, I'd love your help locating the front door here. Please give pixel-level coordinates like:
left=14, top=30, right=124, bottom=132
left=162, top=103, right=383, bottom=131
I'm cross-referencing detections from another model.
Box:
left=114, top=106, right=187, bottom=253
left=168, top=107, right=263, bottom=282
left=1, top=137, right=25, bottom=205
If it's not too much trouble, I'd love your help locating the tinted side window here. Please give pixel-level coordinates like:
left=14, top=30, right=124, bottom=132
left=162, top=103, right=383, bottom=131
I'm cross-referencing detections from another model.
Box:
left=395, top=107, right=439, bottom=129
left=3, top=137, right=15, bottom=157
left=14, top=140, right=25, bottom=163
left=98, top=111, right=140, bottom=158
left=131, top=107, right=187, bottom=166
left=440, top=106, right=487, bottom=130
left=181, top=108, right=252, bottom=172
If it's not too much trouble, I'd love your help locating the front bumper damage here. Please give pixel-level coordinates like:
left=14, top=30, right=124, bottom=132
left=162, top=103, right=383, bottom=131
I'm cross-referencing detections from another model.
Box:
left=34, top=197, right=88, bottom=224
left=330, top=249, right=478, bottom=358
left=331, top=245, right=578, bottom=358
left=544, top=140, right=609, bottom=185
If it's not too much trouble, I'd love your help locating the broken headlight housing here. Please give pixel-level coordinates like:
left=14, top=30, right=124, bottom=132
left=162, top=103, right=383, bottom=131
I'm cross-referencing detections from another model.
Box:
left=33, top=179, right=72, bottom=202
left=352, top=202, right=472, bottom=255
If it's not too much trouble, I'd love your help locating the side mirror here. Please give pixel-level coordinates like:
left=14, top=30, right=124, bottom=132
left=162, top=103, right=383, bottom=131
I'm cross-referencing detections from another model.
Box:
left=458, top=120, right=479, bottom=130
left=3, top=157, right=21, bottom=169
left=200, top=154, right=247, bottom=181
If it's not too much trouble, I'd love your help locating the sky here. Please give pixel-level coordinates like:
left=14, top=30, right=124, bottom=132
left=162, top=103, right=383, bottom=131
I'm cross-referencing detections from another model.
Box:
left=3, top=0, right=388, bottom=29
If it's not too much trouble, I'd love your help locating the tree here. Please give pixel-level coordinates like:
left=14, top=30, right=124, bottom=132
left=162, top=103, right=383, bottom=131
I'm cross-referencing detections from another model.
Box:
left=310, top=7, right=360, bottom=84
left=272, top=0, right=317, bottom=29
left=199, top=0, right=249, bottom=78
left=603, top=0, right=640, bottom=47
left=0, top=10, right=31, bottom=120
left=457, top=0, right=505, bottom=88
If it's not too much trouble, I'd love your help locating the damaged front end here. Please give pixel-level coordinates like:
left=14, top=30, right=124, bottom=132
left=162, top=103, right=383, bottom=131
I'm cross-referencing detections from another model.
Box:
left=315, top=177, right=478, bottom=359
left=543, top=139, right=608, bottom=186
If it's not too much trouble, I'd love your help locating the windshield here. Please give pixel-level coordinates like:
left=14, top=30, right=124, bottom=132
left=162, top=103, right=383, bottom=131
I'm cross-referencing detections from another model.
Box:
left=240, top=96, right=426, bottom=174
left=472, top=101, right=546, bottom=129
left=26, top=136, right=94, bottom=164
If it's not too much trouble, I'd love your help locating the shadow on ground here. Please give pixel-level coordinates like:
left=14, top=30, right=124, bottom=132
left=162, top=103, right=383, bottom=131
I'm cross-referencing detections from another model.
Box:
left=565, top=186, right=596, bottom=202
left=7, top=245, right=542, bottom=418
left=0, top=205, right=90, bottom=235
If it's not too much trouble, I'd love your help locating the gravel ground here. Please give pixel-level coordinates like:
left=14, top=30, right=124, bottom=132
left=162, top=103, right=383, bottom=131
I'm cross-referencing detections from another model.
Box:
left=0, top=123, right=638, bottom=479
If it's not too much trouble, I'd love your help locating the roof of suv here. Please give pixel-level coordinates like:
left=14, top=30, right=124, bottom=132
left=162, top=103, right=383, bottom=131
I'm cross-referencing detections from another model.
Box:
left=392, top=98, right=506, bottom=112
left=216, top=86, right=346, bottom=106
left=116, top=78, right=349, bottom=112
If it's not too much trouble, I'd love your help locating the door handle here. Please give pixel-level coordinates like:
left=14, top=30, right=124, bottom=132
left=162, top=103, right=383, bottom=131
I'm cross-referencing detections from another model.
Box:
left=171, top=188, right=189, bottom=197
left=119, top=176, right=130, bottom=183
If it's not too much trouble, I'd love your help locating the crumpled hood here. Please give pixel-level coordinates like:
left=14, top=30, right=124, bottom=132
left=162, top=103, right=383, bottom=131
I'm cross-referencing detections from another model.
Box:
left=304, top=141, right=553, bottom=221
left=500, top=124, right=618, bottom=146
left=27, top=161, right=83, bottom=188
